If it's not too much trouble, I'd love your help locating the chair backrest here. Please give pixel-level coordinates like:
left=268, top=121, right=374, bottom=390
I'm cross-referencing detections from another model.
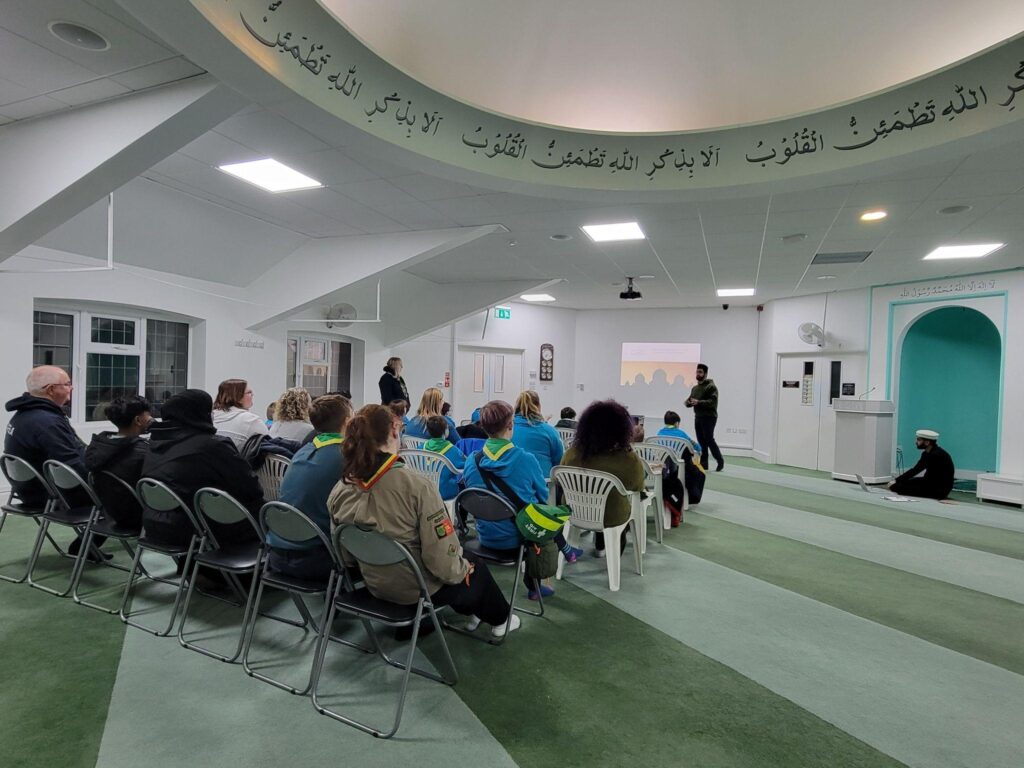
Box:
left=260, top=501, right=341, bottom=569
left=454, top=487, right=516, bottom=523
left=555, top=427, right=576, bottom=451
left=633, top=443, right=675, bottom=475
left=95, top=470, right=145, bottom=521
left=43, top=459, right=103, bottom=510
left=550, top=466, right=627, bottom=528
left=332, top=523, right=432, bottom=597
left=645, top=436, right=690, bottom=460
left=1, top=453, right=55, bottom=499
left=194, top=487, right=262, bottom=546
left=136, top=478, right=205, bottom=534
left=400, top=449, right=458, bottom=485
left=401, top=435, right=426, bottom=451
left=257, top=454, right=291, bottom=502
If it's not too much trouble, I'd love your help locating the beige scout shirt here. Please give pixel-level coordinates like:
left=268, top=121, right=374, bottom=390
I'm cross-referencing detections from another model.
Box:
left=327, top=459, right=470, bottom=605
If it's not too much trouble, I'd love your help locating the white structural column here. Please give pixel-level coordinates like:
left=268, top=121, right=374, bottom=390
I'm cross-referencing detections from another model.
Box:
left=0, top=74, right=248, bottom=261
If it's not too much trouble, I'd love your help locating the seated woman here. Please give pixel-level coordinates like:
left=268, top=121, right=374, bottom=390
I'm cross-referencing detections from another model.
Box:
left=423, top=415, right=466, bottom=501
left=141, top=389, right=264, bottom=549
left=388, top=399, right=411, bottom=430
left=560, top=400, right=645, bottom=557
left=404, top=387, right=458, bottom=443
left=212, top=378, right=268, bottom=450
left=328, top=404, right=518, bottom=637
left=658, top=410, right=702, bottom=454
left=269, top=387, right=315, bottom=443
left=85, top=395, right=153, bottom=529
left=511, top=390, right=564, bottom=478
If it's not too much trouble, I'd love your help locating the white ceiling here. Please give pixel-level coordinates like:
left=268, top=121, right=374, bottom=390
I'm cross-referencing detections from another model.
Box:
left=14, top=0, right=1024, bottom=310
left=323, top=0, right=1024, bottom=132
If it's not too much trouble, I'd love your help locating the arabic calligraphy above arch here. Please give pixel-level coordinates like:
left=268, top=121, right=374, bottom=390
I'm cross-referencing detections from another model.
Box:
left=192, top=0, right=1024, bottom=194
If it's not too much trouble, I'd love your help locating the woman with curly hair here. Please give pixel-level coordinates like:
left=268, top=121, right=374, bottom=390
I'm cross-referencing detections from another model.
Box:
left=269, top=387, right=314, bottom=443
left=560, top=400, right=645, bottom=557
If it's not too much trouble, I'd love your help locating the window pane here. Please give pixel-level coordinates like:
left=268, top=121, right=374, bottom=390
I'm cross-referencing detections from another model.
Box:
left=85, top=353, right=139, bottom=422
left=33, top=311, right=75, bottom=417
left=286, top=338, right=298, bottom=389
left=90, top=316, right=136, bottom=346
left=145, top=320, right=189, bottom=417
left=303, top=340, right=326, bottom=362
left=330, top=340, right=351, bottom=395
left=302, top=364, right=328, bottom=398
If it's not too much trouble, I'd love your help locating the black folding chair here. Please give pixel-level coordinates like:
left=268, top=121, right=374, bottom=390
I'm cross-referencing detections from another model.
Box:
left=0, top=453, right=67, bottom=583
left=309, top=524, right=457, bottom=739
left=120, top=479, right=204, bottom=636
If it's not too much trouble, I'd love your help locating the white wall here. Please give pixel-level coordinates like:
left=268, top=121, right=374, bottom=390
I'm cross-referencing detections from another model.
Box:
left=572, top=306, right=759, bottom=449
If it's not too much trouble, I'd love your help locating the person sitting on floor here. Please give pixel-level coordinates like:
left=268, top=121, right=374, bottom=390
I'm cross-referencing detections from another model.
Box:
left=511, top=390, right=564, bottom=478
left=658, top=410, right=702, bottom=454
left=141, top=389, right=264, bottom=549
left=423, top=414, right=466, bottom=501
left=561, top=400, right=645, bottom=557
left=269, top=387, right=315, bottom=443
left=405, top=387, right=459, bottom=443
left=85, top=395, right=153, bottom=530
left=328, top=404, right=518, bottom=637
left=266, top=394, right=352, bottom=581
left=555, top=407, right=578, bottom=430
left=889, top=429, right=955, bottom=500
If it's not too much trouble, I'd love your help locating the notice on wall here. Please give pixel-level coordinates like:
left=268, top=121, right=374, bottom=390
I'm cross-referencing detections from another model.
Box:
left=842, top=382, right=856, bottom=396
left=801, top=374, right=814, bottom=405
left=782, top=380, right=799, bottom=388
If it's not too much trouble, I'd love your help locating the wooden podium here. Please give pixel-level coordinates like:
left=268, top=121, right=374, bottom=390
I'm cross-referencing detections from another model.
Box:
left=832, top=399, right=895, bottom=484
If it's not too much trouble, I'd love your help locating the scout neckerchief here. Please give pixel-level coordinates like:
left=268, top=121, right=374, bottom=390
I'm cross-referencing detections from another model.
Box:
left=356, top=453, right=402, bottom=491
left=424, top=437, right=453, bottom=455
left=483, top=438, right=514, bottom=461
left=312, top=432, right=344, bottom=449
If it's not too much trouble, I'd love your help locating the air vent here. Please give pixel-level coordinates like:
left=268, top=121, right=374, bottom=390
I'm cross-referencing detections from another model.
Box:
left=811, top=251, right=871, bottom=265
left=48, top=21, right=110, bottom=51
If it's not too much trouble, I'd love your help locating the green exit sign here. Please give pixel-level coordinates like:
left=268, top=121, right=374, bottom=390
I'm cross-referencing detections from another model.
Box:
left=494, top=306, right=511, bottom=319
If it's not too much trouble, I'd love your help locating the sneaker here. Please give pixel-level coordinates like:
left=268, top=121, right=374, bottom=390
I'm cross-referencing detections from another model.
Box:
left=527, top=584, right=555, bottom=601
left=491, top=613, right=521, bottom=637
left=563, top=546, right=583, bottom=563
left=593, top=548, right=607, bottom=559
left=464, top=615, right=482, bottom=631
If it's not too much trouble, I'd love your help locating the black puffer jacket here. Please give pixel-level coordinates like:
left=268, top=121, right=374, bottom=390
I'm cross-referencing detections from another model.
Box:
left=3, top=393, right=86, bottom=507
left=378, top=367, right=410, bottom=406
left=84, top=432, right=148, bottom=528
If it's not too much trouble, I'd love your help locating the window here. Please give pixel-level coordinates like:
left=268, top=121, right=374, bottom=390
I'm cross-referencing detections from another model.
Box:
left=286, top=334, right=352, bottom=398
left=32, top=308, right=190, bottom=422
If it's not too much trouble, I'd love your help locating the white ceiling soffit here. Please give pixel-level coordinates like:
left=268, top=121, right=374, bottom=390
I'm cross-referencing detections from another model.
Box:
left=324, top=0, right=1024, bottom=132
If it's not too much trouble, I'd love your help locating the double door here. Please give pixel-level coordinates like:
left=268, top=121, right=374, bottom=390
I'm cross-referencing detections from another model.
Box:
left=455, top=346, right=524, bottom=420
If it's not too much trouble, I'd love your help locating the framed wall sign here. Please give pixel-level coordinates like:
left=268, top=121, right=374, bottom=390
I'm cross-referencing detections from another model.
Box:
left=539, top=343, right=554, bottom=381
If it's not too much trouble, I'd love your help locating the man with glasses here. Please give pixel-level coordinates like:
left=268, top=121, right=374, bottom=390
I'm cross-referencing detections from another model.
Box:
left=4, top=365, right=105, bottom=558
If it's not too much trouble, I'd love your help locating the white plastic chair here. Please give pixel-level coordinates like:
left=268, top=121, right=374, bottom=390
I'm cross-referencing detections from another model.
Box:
left=644, top=437, right=691, bottom=514
left=400, top=435, right=426, bottom=451
left=555, top=427, right=575, bottom=451
left=400, top=449, right=461, bottom=518
left=257, top=454, right=291, bottom=503
left=632, top=443, right=678, bottom=545
left=551, top=466, right=642, bottom=591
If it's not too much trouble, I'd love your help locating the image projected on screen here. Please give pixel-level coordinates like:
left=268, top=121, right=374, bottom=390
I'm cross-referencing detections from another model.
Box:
left=620, top=342, right=701, bottom=413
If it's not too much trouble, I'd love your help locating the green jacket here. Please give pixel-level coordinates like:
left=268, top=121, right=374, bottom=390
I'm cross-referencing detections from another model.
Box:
left=560, top=446, right=645, bottom=527
left=687, top=379, right=719, bottom=418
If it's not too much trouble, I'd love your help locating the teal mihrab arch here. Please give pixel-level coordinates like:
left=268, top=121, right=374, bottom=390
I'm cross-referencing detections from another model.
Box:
left=897, top=306, right=1000, bottom=474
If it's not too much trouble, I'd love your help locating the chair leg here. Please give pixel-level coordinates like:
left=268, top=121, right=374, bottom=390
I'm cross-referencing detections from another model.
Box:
left=120, top=543, right=196, bottom=637
left=178, top=564, right=261, bottom=664
left=27, top=519, right=83, bottom=598
left=511, top=548, right=543, bottom=619
left=555, top=522, right=572, bottom=581
left=0, top=511, right=42, bottom=584
left=604, top=526, right=623, bottom=591
left=629, top=518, right=644, bottom=577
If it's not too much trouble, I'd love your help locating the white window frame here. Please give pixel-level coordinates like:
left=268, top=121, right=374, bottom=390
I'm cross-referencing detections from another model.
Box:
left=287, top=333, right=348, bottom=395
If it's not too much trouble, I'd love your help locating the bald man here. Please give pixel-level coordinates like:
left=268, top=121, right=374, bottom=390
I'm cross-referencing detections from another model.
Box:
left=5, top=366, right=101, bottom=556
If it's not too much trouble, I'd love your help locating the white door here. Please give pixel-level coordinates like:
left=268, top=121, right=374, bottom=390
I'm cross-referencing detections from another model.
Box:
left=455, top=346, right=524, bottom=421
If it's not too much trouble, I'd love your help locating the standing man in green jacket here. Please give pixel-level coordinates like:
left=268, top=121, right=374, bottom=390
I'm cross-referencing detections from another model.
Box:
left=686, top=363, right=724, bottom=471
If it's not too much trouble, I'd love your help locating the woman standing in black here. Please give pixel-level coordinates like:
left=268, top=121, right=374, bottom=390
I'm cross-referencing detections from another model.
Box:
left=378, top=356, right=410, bottom=407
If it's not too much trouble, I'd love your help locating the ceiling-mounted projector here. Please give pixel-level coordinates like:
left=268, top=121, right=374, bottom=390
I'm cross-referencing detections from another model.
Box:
left=619, top=277, right=643, bottom=301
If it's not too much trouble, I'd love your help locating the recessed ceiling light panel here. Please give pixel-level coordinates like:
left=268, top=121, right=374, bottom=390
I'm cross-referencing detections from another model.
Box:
left=521, top=294, right=556, bottom=302
left=48, top=21, right=110, bottom=51
left=816, top=275, right=837, bottom=280
left=581, top=222, right=645, bottom=242
left=923, top=243, right=1004, bottom=260
left=218, top=159, right=323, bottom=192
left=860, top=210, right=888, bottom=221
left=549, top=233, right=573, bottom=241
left=938, top=205, right=972, bottom=215
left=781, top=233, right=807, bottom=244
left=717, top=288, right=756, bottom=297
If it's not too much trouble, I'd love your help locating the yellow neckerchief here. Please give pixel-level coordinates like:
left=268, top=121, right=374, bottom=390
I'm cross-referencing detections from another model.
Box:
left=312, top=433, right=344, bottom=449
left=356, top=453, right=402, bottom=491
left=483, top=438, right=515, bottom=461
left=436, top=442, right=453, bottom=455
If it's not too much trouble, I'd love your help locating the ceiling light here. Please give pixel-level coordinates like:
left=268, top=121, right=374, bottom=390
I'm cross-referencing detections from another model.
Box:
left=217, top=159, right=322, bottom=192
left=581, top=222, right=645, bottom=242
left=780, top=233, right=807, bottom=244
left=860, top=210, right=887, bottom=221
left=521, top=294, right=556, bottom=302
left=923, top=243, right=1004, bottom=260
left=549, top=233, right=573, bottom=241
left=49, top=21, right=109, bottom=51
left=717, top=288, right=756, bottom=297
left=817, top=275, right=837, bottom=280
left=938, top=205, right=972, bottom=215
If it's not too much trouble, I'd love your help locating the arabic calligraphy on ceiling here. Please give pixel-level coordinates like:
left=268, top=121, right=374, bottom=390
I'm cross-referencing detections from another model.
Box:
left=195, top=0, right=1024, bottom=193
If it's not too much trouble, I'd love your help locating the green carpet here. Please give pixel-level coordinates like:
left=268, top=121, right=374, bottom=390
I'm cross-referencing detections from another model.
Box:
left=428, top=572, right=907, bottom=768
left=708, top=475, right=1024, bottom=560
left=0, top=518, right=127, bottom=768
left=665, top=512, right=1024, bottom=675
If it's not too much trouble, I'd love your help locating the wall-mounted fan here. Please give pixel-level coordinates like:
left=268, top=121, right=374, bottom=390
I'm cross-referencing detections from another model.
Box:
left=798, top=321, right=825, bottom=347
left=324, top=302, right=357, bottom=329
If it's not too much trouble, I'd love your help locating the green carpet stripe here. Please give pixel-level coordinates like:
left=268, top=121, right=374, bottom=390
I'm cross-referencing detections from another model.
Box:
left=428, top=572, right=907, bottom=768
left=663, top=512, right=1024, bottom=676
left=0, top=518, right=128, bottom=768
left=709, top=474, right=1024, bottom=560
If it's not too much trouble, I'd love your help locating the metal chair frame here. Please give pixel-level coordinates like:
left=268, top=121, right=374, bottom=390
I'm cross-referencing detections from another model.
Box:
left=0, top=453, right=69, bottom=583
left=309, top=524, right=457, bottom=738
left=119, top=478, right=204, bottom=637
left=551, top=466, right=643, bottom=592
left=257, top=454, right=291, bottom=503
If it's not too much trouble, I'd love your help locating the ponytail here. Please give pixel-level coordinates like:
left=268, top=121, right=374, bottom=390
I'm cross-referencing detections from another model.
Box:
left=343, top=404, right=397, bottom=482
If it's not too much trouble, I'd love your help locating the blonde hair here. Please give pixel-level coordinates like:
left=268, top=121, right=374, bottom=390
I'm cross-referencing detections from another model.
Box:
left=386, top=357, right=403, bottom=372
left=274, top=387, right=312, bottom=422
left=416, top=387, right=444, bottom=418
left=515, top=390, right=543, bottom=422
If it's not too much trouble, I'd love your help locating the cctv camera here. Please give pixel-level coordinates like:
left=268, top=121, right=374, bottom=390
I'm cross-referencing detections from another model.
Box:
left=722, top=303, right=729, bottom=310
